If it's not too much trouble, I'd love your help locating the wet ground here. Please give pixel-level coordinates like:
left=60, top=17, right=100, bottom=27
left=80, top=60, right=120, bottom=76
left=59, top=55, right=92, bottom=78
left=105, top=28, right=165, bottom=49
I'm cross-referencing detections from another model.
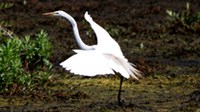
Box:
left=0, top=0, right=200, bottom=112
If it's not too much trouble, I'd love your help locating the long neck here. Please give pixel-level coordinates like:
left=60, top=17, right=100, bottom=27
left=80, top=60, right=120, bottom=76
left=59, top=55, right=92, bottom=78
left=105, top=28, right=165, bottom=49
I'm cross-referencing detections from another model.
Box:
left=61, top=12, right=94, bottom=50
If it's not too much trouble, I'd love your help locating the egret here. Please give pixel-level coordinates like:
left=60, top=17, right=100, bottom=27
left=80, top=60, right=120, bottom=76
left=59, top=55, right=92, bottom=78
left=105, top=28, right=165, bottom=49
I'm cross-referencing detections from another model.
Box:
left=43, top=10, right=142, bottom=105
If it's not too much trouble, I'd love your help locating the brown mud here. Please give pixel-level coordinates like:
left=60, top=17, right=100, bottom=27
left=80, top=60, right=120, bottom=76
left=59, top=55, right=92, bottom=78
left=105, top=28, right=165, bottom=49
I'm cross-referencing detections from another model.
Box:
left=0, top=0, right=200, bottom=112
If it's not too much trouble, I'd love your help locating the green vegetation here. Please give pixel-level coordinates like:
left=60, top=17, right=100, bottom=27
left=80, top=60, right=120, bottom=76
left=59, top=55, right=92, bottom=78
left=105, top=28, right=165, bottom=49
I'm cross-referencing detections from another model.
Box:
left=21, top=30, right=52, bottom=71
left=0, top=2, right=13, bottom=28
left=0, top=2, right=13, bottom=9
left=0, top=30, right=52, bottom=95
left=0, top=1, right=199, bottom=111
left=0, top=2, right=14, bottom=38
left=166, top=2, right=200, bottom=31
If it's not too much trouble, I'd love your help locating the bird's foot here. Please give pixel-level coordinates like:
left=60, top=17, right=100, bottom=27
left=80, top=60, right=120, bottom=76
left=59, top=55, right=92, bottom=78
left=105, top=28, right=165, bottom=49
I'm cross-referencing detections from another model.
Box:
left=118, top=98, right=125, bottom=106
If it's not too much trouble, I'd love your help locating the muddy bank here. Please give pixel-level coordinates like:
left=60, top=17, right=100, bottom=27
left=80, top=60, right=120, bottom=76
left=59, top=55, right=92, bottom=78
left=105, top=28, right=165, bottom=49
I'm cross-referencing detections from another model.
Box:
left=0, top=0, right=200, bottom=111
left=0, top=74, right=199, bottom=111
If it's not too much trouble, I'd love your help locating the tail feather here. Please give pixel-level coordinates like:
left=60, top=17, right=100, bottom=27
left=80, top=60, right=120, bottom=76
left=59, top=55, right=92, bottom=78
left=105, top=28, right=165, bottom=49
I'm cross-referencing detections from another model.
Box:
left=103, top=53, right=142, bottom=80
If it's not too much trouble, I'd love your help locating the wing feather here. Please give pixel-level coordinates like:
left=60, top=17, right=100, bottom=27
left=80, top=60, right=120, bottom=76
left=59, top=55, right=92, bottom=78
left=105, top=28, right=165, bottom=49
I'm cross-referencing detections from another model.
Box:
left=60, top=50, right=115, bottom=76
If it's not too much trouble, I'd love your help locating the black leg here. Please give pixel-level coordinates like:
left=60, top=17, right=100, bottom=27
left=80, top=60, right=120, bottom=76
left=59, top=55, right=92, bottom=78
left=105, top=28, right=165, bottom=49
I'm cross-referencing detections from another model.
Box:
left=118, top=76, right=124, bottom=106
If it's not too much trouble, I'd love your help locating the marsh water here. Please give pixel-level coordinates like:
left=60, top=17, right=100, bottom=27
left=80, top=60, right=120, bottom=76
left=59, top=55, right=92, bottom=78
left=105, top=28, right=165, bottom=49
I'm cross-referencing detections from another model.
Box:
left=0, top=0, right=200, bottom=111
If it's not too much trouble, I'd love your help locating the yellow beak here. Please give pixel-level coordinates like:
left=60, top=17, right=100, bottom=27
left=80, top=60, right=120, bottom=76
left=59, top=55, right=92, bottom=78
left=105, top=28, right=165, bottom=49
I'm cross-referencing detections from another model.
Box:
left=42, top=12, right=55, bottom=16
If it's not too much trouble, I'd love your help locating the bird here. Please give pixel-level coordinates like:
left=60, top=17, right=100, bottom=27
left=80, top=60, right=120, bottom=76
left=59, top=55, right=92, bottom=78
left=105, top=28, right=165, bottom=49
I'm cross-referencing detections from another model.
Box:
left=43, top=10, right=142, bottom=105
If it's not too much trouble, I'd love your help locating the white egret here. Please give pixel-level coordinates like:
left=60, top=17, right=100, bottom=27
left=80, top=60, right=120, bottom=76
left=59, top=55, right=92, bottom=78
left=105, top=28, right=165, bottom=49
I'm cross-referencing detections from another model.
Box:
left=43, top=10, right=142, bottom=105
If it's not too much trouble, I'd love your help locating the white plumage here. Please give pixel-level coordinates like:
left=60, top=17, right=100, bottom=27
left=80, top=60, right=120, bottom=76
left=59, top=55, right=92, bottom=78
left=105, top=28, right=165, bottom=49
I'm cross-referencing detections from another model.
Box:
left=60, top=50, right=115, bottom=76
left=43, top=10, right=142, bottom=105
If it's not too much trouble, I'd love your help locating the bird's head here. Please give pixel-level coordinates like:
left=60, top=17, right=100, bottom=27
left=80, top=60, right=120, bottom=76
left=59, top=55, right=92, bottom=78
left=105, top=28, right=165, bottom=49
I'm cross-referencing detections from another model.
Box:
left=43, top=10, right=66, bottom=17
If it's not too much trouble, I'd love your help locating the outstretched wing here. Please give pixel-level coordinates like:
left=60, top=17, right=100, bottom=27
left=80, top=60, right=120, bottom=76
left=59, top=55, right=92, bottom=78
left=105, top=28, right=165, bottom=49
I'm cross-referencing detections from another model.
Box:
left=84, top=12, right=142, bottom=79
left=60, top=50, right=115, bottom=76
left=60, top=50, right=142, bottom=79
left=84, top=11, right=126, bottom=60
